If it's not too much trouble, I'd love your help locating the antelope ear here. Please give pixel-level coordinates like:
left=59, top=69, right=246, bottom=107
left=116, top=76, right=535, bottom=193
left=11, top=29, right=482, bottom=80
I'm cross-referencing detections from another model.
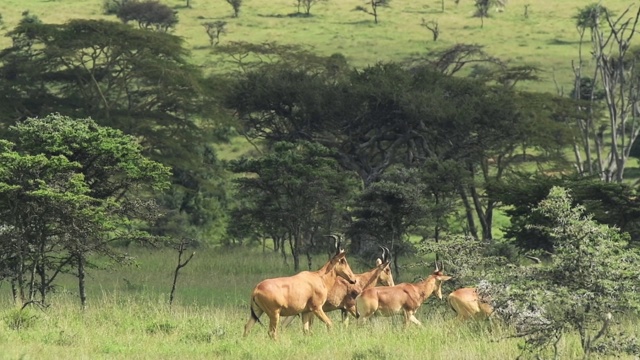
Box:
left=332, top=251, right=346, bottom=261
left=437, top=275, right=452, bottom=282
left=376, top=258, right=382, bottom=266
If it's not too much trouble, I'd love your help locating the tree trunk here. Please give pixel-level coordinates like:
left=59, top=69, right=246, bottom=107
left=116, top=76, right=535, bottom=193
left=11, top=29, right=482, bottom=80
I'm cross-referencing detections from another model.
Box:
left=457, top=185, right=479, bottom=239
left=78, top=253, right=87, bottom=310
left=10, top=279, right=19, bottom=305
left=469, top=183, right=492, bottom=242
left=289, top=233, right=300, bottom=272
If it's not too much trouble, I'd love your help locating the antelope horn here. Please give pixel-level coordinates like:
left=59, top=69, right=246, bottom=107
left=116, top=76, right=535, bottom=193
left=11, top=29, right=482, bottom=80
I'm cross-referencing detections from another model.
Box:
left=525, top=255, right=541, bottom=264
left=434, top=259, right=439, bottom=272
left=378, top=246, right=385, bottom=262
left=325, top=234, right=339, bottom=251
left=441, top=260, right=445, bottom=273
left=383, top=246, right=391, bottom=263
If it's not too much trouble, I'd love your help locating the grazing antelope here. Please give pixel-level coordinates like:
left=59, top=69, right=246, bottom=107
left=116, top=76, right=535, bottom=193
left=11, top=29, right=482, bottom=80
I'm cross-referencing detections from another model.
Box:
left=448, top=287, right=493, bottom=321
left=355, top=261, right=452, bottom=327
left=281, top=246, right=395, bottom=328
left=243, top=236, right=357, bottom=340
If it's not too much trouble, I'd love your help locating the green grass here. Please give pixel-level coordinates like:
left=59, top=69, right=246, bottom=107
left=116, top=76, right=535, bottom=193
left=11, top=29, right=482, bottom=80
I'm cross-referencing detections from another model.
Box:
left=1, top=0, right=637, bottom=94
left=0, top=247, right=637, bottom=359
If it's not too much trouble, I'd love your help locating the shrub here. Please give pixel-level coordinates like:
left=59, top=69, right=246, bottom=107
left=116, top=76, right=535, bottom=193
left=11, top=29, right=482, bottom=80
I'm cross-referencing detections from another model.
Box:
left=3, top=308, right=38, bottom=331
left=486, top=187, right=640, bottom=359
left=116, top=0, right=178, bottom=32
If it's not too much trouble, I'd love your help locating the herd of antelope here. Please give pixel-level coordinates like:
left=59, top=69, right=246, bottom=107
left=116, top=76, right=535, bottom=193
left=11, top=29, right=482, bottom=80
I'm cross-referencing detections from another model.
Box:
left=243, top=235, right=492, bottom=340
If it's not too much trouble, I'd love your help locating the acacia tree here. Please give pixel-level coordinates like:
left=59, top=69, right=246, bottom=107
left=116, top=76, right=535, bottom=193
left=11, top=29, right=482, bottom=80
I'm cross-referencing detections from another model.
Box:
left=348, top=166, right=460, bottom=278
left=354, top=0, right=390, bottom=24
left=0, top=114, right=171, bottom=308
left=0, top=18, right=228, bottom=242
left=116, top=0, right=178, bottom=32
left=224, top=59, right=571, bottom=242
left=295, top=0, right=326, bottom=16
left=228, top=141, right=358, bottom=271
left=487, top=187, right=640, bottom=359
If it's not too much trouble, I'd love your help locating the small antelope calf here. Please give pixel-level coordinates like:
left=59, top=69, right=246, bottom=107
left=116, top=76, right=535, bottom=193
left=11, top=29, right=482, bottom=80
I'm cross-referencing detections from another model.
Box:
left=448, top=287, right=493, bottom=320
left=355, top=262, right=452, bottom=327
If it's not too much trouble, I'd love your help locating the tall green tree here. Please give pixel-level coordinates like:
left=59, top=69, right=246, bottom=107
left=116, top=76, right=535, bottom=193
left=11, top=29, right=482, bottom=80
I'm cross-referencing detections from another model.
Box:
left=487, top=187, right=640, bottom=359
left=0, top=18, right=229, bottom=241
left=491, top=173, right=640, bottom=251
left=228, top=141, right=358, bottom=271
left=0, top=114, right=171, bottom=308
left=224, top=60, right=573, bottom=243
left=348, top=167, right=439, bottom=278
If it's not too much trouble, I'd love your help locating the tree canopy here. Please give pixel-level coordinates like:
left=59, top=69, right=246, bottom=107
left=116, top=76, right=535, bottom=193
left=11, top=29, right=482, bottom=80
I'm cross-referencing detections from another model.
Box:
left=0, top=114, right=171, bottom=308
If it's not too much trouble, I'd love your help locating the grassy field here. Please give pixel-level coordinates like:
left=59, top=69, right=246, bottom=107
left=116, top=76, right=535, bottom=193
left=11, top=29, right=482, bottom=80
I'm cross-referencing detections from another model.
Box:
left=1, top=1, right=639, bottom=358
left=1, top=0, right=638, bottom=94
left=0, top=247, right=638, bottom=359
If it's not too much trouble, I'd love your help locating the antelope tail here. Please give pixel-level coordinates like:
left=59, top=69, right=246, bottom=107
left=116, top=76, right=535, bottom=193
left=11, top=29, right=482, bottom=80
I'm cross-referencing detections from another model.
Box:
left=250, top=297, right=263, bottom=326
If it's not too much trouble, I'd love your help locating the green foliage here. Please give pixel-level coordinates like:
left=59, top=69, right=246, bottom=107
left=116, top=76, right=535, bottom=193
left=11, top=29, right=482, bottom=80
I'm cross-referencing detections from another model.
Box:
left=102, top=0, right=133, bottom=15
left=0, top=114, right=171, bottom=307
left=145, top=321, right=177, bottom=335
left=116, top=0, right=178, bottom=32
left=574, top=3, right=610, bottom=31
left=348, top=165, right=460, bottom=257
left=492, top=174, right=640, bottom=250
left=224, top=0, right=242, bottom=18
left=487, top=187, right=640, bottom=358
left=3, top=308, right=38, bottom=331
left=0, top=18, right=230, bottom=242
left=419, top=235, right=510, bottom=289
left=228, top=141, right=359, bottom=270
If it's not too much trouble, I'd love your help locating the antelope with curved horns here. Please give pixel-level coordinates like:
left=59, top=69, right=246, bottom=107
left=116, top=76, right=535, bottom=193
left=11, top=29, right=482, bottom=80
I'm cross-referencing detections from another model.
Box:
left=243, top=235, right=357, bottom=340
left=355, top=260, right=452, bottom=327
left=448, top=287, right=493, bottom=321
left=281, top=245, right=395, bottom=328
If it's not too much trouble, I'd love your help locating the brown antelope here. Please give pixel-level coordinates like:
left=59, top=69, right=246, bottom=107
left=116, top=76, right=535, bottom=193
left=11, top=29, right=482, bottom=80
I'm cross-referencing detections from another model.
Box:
left=355, top=261, right=452, bottom=327
left=243, top=236, right=357, bottom=340
left=448, top=287, right=493, bottom=321
left=281, top=246, right=395, bottom=328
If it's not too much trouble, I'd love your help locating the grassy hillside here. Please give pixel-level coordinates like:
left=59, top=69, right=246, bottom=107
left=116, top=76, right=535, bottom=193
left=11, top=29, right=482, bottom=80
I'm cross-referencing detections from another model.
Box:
left=1, top=0, right=637, bottom=94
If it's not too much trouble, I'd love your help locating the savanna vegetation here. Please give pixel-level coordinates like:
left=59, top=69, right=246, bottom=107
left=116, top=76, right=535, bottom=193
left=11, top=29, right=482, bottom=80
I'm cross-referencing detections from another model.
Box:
left=0, top=0, right=639, bottom=359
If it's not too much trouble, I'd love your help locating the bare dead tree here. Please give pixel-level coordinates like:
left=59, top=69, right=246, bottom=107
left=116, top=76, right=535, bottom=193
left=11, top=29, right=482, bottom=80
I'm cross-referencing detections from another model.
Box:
left=572, top=4, right=640, bottom=182
left=421, top=19, right=440, bottom=41
left=354, top=0, right=390, bottom=24
left=169, top=238, right=195, bottom=307
left=203, top=21, right=227, bottom=46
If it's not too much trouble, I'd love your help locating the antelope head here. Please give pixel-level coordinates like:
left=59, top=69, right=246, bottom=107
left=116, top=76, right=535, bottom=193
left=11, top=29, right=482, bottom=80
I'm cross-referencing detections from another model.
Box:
left=433, top=260, right=452, bottom=300
left=332, top=250, right=357, bottom=284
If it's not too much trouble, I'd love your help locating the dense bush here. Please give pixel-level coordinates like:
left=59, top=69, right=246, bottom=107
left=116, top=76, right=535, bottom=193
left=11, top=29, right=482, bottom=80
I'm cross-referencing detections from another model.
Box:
left=116, top=0, right=178, bottom=32
left=485, top=187, right=640, bottom=359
